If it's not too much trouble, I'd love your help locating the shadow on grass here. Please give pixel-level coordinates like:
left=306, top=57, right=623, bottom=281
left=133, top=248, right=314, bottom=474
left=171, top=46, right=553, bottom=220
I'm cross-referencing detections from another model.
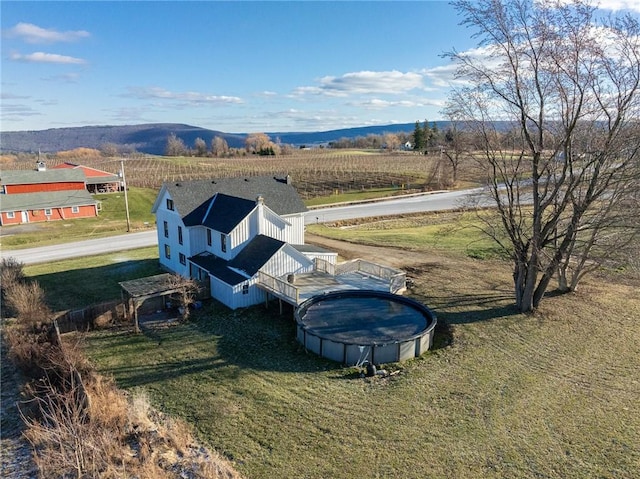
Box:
left=88, top=299, right=342, bottom=387
left=89, top=287, right=520, bottom=387
left=30, top=259, right=162, bottom=311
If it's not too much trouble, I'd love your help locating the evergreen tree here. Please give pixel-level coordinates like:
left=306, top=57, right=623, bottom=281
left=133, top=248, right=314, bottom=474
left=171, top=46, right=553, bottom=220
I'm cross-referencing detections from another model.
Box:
left=412, top=121, right=425, bottom=151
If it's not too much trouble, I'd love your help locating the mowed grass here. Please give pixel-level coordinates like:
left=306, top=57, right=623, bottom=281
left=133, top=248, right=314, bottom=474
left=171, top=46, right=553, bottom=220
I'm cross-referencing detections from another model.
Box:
left=307, top=211, right=507, bottom=259
left=24, top=246, right=160, bottom=311
left=84, top=222, right=640, bottom=478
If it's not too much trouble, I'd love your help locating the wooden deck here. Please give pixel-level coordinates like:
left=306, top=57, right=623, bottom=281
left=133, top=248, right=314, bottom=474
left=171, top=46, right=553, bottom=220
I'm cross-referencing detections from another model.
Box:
left=257, top=259, right=406, bottom=306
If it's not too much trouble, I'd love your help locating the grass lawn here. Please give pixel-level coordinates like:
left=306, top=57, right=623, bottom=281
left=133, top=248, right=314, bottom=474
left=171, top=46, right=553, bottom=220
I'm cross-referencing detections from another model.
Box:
left=307, top=211, right=507, bottom=260
left=83, top=219, right=640, bottom=478
left=24, top=247, right=160, bottom=311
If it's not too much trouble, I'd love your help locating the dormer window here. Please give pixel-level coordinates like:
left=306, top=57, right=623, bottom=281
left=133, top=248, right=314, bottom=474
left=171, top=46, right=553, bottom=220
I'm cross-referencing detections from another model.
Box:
left=166, top=198, right=174, bottom=211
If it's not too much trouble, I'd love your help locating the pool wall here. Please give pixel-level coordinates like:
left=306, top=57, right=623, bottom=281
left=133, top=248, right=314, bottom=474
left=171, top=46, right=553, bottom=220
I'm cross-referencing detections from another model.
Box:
left=295, top=290, right=437, bottom=366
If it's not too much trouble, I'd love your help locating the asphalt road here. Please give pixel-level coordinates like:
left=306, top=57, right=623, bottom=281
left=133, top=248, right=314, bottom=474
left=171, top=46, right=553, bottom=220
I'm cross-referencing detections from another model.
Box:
left=2, top=188, right=492, bottom=265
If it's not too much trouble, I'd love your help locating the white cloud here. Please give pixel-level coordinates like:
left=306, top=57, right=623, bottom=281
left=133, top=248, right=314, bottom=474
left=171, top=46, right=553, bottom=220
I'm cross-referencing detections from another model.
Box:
left=6, top=22, right=90, bottom=44
left=592, top=0, right=640, bottom=13
left=350, top=98, right=443, bottom=110
left=124, top=86, right=243, bottom=105
left=10, top=52, right=86, bottom=64
left=293, top=70, right=425, bottom=97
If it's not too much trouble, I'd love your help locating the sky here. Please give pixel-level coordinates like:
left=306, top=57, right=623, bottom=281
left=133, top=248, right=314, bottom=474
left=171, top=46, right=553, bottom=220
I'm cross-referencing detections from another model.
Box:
left=2, top=1, right=639, bottom=134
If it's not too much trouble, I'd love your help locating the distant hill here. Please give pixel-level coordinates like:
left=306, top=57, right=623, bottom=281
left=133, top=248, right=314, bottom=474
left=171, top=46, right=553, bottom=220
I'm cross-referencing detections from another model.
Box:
left=0, top=122, right=439, bottom=155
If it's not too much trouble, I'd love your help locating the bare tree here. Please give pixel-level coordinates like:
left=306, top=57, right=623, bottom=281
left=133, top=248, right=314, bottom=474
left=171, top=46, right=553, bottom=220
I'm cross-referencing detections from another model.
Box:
left=245, top=133, right=272, bottom=154
left=446, top=0, right=640, bottom=312
left=165, top=133, right=187, bottom=156
left=194, top=137, right=207, bottom=157
left=211, top=136, right=229, bottom=157
left=164, top=274, right=199, bottom=321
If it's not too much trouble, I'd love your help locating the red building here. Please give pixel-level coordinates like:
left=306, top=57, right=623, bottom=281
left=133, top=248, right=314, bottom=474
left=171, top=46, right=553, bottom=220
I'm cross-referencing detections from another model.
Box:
left=52, top=162, right=122, bottom=193
left=0, top=163, right=99, bottom=225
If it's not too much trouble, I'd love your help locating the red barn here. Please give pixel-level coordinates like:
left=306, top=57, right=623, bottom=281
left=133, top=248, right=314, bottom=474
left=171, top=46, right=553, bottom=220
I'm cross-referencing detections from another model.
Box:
left=0, top=164, right=99, bottom=225
left=52, top=162, right=122, bottom=193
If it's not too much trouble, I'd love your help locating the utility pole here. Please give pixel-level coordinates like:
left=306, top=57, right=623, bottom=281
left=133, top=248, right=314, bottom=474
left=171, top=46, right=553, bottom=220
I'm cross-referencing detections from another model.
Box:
left=120, top=158, right=131, bottom=232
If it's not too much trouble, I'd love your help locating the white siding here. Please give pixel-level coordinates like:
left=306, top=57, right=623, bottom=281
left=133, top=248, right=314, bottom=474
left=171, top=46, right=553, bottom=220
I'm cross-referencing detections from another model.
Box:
left=209, top=275, right=266, bottom=310
left=282, top=214, right=305, bottom=244
left=261, top=246, right=314, bottom=278
left=189, top=226, right=207, bottom=256
left=154, top=191, right=189, bottom=276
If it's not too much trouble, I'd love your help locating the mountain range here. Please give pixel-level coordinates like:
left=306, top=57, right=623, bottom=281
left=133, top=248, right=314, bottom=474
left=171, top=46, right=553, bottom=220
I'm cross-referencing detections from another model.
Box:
left=0, top=122, right=439, bottom=155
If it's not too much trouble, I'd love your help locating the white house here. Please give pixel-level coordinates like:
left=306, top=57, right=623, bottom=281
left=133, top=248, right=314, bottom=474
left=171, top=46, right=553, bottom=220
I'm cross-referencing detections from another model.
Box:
left=151, top=175, right=337, bottom=309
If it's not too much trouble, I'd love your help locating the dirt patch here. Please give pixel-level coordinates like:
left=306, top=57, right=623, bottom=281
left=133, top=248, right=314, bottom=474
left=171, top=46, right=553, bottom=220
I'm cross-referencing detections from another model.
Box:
left=305, top=232, right=451, bottom=270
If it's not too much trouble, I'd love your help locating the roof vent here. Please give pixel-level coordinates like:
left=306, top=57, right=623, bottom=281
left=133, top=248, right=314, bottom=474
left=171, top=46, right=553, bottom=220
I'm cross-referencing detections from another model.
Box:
left=176, top=183, right=181, bottom=187
left=36, top=161, right=46, bottom=172
left=244, top=178, right=249, bottom=182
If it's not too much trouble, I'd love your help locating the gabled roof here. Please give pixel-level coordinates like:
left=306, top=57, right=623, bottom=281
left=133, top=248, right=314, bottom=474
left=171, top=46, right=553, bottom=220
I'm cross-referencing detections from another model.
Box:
left=52, top=162, right=119, bottom=178
left=201, top=193, right=256, bottom=234
left=0, top=190, right=98, bottom=211
left=1, top=169, right=86, bottom=186
left=159, top=175, right=307, bottom=222
left=189, top=235, right=286, bottom=286
left=228, top=235, right=286, bottom=276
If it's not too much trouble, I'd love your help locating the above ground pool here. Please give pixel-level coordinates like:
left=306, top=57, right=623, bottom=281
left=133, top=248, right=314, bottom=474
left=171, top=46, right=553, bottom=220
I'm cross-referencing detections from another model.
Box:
left=294, top=290, right=437, bottom=365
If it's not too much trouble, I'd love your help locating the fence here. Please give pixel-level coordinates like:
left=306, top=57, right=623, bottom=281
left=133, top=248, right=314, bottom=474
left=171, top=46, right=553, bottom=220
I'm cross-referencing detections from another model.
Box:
left=257, top=271, right=300, bottom=304
left=335, top=259, right=406, bottom=293
left=55, top=300, right=125, bottom=333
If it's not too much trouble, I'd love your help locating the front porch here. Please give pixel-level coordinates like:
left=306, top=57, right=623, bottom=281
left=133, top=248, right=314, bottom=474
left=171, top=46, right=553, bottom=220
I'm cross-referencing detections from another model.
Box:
left=257, top=258, right=406, bottom=307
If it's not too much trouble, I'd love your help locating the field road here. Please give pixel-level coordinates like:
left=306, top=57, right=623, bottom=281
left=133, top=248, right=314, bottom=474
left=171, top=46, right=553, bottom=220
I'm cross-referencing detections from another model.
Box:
left=1, top=188, right=492, bottom=265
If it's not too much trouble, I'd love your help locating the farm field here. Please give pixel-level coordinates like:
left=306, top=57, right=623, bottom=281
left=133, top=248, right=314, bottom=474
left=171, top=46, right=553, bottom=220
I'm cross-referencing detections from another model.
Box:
left=1, top=149, right=483, bottom=249
left=79, top=215, right=640, bottom=479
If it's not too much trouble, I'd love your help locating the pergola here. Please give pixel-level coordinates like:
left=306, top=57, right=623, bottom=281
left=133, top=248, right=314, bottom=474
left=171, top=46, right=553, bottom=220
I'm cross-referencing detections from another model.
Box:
left=119, top=273, right=184, bottom=332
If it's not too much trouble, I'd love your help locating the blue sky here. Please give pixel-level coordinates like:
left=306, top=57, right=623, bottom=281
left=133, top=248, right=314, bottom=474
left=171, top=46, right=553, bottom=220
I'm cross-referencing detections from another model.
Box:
left=2, top=1, right=639, bottom=134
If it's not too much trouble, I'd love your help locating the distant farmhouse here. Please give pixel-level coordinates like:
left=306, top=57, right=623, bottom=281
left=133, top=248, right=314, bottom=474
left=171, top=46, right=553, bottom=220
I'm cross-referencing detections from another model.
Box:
left=152, top=175, right=341, bottom=310
left=0, top=161, right=100, bottom=225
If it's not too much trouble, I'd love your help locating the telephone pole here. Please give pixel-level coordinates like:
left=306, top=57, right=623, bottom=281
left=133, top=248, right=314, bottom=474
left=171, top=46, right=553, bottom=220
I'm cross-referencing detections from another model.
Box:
left=120, top=158, right=131, bottom=232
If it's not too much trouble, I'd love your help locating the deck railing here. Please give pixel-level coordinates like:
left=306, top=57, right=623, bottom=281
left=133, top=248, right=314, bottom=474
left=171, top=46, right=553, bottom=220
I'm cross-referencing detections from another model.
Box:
left=257, top=271, right=300, bottom=304
left=335, top=259, right=406, bottom=293
left=314, top=257, right=335, bottom=275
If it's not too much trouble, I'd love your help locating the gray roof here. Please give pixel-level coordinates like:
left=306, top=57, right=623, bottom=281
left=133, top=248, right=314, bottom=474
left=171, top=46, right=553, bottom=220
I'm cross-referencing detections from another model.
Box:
left=201, top=194, right=256, bottom=234
left=189, top=235, right=285, bottom=285
left=164, top=175, right=307, bottom=224
left=1, top=169, right=86, bottom=185
left=0, top=190, right=98, bottom=211
left=84, top=175, right=120, bottom=185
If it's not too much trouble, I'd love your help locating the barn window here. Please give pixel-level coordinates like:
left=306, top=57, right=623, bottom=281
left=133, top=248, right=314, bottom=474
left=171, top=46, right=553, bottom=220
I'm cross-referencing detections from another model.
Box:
left=44, top=208, right=52, bottom=216
left=6, top=211, right=15, bottom=219
left=179, top=253, right=186, bottom=265
left=71, top=206, right=80, bottom=214
left=164, top=244, right=171, bottom=259
left=242, top=284, right=249, bottom=295
left=220, top=234, right=227, bottom=253
left=166, top=198, right=174, bottom=211
left=207, top=228, right=212, bottom=246
left=163, top=221, right=169, bottom=238
left=178, top=226, right=183, bottom=245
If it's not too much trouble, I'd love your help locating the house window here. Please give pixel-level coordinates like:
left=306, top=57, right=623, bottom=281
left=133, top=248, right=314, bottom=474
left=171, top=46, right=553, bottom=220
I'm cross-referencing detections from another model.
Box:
left=164, top=244, right=171, bottom=259
left=206, top=228, right=212, bottom=246
left=221, top=234, right=227, bottom=253
left=6, top=211, right=15, bottom=219
left=163, top=221, right=169, bottom=238
left=179, top=253, right=186, bottom=265
left=71, top=206, right=80, bottom=214
left=178, top=226, right=183, bottom=245
left=242, top=284, right=249, bottom=295
left=166, top=198, right=174, bottom=211
left=44, top=208, right=52, bottom=216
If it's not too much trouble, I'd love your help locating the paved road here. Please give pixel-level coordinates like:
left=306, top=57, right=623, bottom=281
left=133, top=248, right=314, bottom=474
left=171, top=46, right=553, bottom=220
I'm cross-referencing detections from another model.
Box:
left=2, top=188, right=492, bottom=265
left=1, top=230, right=158, bottom=265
